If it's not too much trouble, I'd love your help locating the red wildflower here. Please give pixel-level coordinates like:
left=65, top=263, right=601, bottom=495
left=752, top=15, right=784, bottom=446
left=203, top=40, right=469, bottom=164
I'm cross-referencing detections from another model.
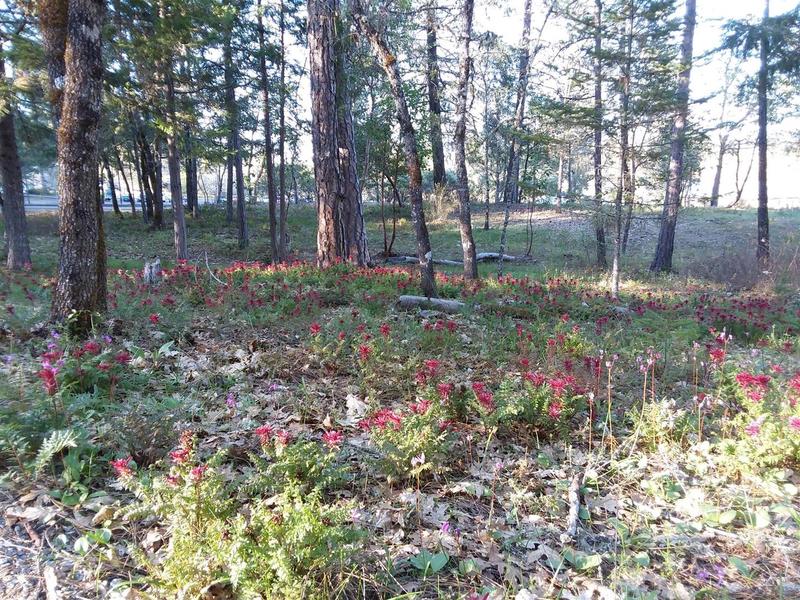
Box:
left=379, top=323, right=391, bottom=338
left=83, top=341, right=101, bottom=355
left=437, top=382, right=454, bottom=401
left=322, top=430, right=344, bottom=448
left=170, top=447, right=190, bottom=464
left=709, top=348, right=725, bottom=364
left=114, top=351, right=132, bottom=365
left=255, top=424, right=274, bottom=445
left=310, top=322, right=322, bottom=336
left=149, top=313, right=160, bottom=325
left=548, top=401, right=563, bottom=419
left=477, top=390, right=495, bottom=412
left=110, top=456, right=134, bottom=478
left=358, top=345, right=372, bottom=361
left=275, top=429, right=293, bottom=446
left=410, top=399, right=432, bottom=414
left=37, top=367, right=58, bottom=396
left=524, top=371, right=547, bottom=387
left=189, top=464, right=208, bottom=483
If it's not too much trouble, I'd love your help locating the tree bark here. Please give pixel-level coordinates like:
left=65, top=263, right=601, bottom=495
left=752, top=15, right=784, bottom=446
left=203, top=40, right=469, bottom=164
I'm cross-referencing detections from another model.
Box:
left=709, top=135, right=726, bottom=207
left=497, top=0, right=533, bottom=276
left=334, top=12, right=369, bottom=266
left=308, top=0, right=340, bottom=267
left=41, top=0, right=107, bottom=332
left=224, top=37, right=248, bottom=248
left=113, top=146, right=136, bottom=214
left=593, top=0, right=607, bottom=268
left=164, top=58, right=188, bottom=261
left=101, top=154, right=122, bottom=216
left=426, top=0, right=446, bottom=187
left=0, top=95, right=32, bottom=270
left=278, top=0, right=289, bottom=259
left=756, top=0, right=769, bottom=270
left=454, top=0, right=477, bottom=279
left=501, top=0, right=532, bottom=207
left=350, top=0, right=436, bottom=297
left=650, top=0, right=696, bottom=273
left=258, top=0, right=280, bottom=262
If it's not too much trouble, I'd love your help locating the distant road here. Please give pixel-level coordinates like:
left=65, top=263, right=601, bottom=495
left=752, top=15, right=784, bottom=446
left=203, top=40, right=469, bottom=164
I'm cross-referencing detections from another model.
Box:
left=23, top=194, right=217, bottom=214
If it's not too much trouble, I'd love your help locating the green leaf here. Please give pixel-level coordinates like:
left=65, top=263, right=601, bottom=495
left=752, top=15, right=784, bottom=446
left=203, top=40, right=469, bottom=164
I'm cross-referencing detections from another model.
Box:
left=728, top=556, right=751, bottom=578
left=74, top=536, right=91, bottom=555
left=429, top=552, right=449, bottom=573
left=634, top=551, right=650, bottom=567
left=458, top=558, right=480, bottom=576
left=563, top=549, right=602, bottom=570
left=744, top=509, right=770, bottom=529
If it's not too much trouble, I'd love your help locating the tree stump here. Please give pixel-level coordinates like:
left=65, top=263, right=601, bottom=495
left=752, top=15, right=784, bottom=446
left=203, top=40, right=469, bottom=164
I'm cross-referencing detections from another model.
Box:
left=143, top=258, right=162, bottom=286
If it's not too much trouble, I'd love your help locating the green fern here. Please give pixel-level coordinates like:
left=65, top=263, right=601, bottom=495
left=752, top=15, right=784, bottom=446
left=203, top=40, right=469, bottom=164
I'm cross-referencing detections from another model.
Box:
left=0, top=424, right=31, bottom=471
left=32, top=429, right=78, bottom=476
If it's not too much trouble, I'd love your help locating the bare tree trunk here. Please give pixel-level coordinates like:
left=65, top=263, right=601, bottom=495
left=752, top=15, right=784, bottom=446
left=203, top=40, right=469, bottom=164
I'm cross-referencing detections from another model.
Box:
left=278, top=0, right=289, bottom=259
left=709, top=134, right=727, bottom=207
left=224, top=37, right=248, bottom=249
left=308, top=0, right=339, bottom=267
left=497, top=0, right=533, bottom=276
left=501, top=0, right=532, bottom=208
left=226, top=146, right=234, bottom=223
left=164, top=59, right=188, bottom=260
left=153, top=138, right=164, bottom=227
left=0, top=89, right=32, bottom=270
left=351, top=0, right=436, bottom=297
left=334, top=18, right=370, bottom=266
left=454, top=0, right=478, bottom=279
left=756, top=0, right=769, bottom=270
left=426, top=0, right=446, bottom=187
left=258, top=0, right=280, bottom=262
left=41, top=0, right=107, bottom=332
left=650, top=0, right=696, bottom=273
left=593, top=0, right=607, bottom=268
left=101, top=154, right=123, bottom=216
left=113, top=146, right=136, bottom=214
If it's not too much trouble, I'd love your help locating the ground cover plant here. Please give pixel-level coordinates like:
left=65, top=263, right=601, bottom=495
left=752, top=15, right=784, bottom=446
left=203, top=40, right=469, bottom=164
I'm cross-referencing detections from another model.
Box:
left=1, top=205, right=799, bottom=599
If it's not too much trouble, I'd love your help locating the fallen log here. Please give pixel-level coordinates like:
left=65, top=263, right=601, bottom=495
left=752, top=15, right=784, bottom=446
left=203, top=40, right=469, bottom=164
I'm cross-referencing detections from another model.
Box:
left=397, top=295, right=466, bottom=314
left=476, top=252, right=517, bottom=262
left=385, top=252, right=517, bottom=266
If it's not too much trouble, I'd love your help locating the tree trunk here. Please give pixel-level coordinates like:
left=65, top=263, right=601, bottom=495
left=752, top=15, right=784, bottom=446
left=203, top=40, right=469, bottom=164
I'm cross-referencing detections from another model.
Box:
left=226, top=149, right=234, bottom=223
left=41, top=0, right=107, bottom=332
left=0, top=94, right=32, bottom=270
left=756, top=0, right=769, bottom=270
left=497, top=0, right=533, bottom=276
left=153, top=138, right=164, bottom=227
left=650, top=0, right=696, bottom=273
left=334, top=12, right=369, bottom=266
left=278, top=0, right=289, bottom=259
left=224, top=37, right=248, bottom=249
left=351, top=0, right=436, bottom=297
left=426, top=0, right=446, bottom=187
left=593, top=0, right=607, bottom=268
left=709, top=134, right=726, bottom=207
left=454, top=0, right=478, bottom=279
left=164, top=60, right=188, bottom=261
left=308, top=0, right=340, bottom=267
left=501, top=0, right=532, bottom=208
left=113, top=146, right=136, bottom=214
left=257, top=0, right=280, bottom=262
left=101, top=154, right=122, bottom=216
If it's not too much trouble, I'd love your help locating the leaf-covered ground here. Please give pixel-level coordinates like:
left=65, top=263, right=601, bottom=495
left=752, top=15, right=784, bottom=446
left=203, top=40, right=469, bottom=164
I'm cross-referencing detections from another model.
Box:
left=2, top=205, right=800, bottom=599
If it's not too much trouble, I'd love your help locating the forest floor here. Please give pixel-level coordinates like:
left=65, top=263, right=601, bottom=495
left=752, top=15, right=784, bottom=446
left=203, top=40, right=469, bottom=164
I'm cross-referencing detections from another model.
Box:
left=1, top=202, right=800, bottom=599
